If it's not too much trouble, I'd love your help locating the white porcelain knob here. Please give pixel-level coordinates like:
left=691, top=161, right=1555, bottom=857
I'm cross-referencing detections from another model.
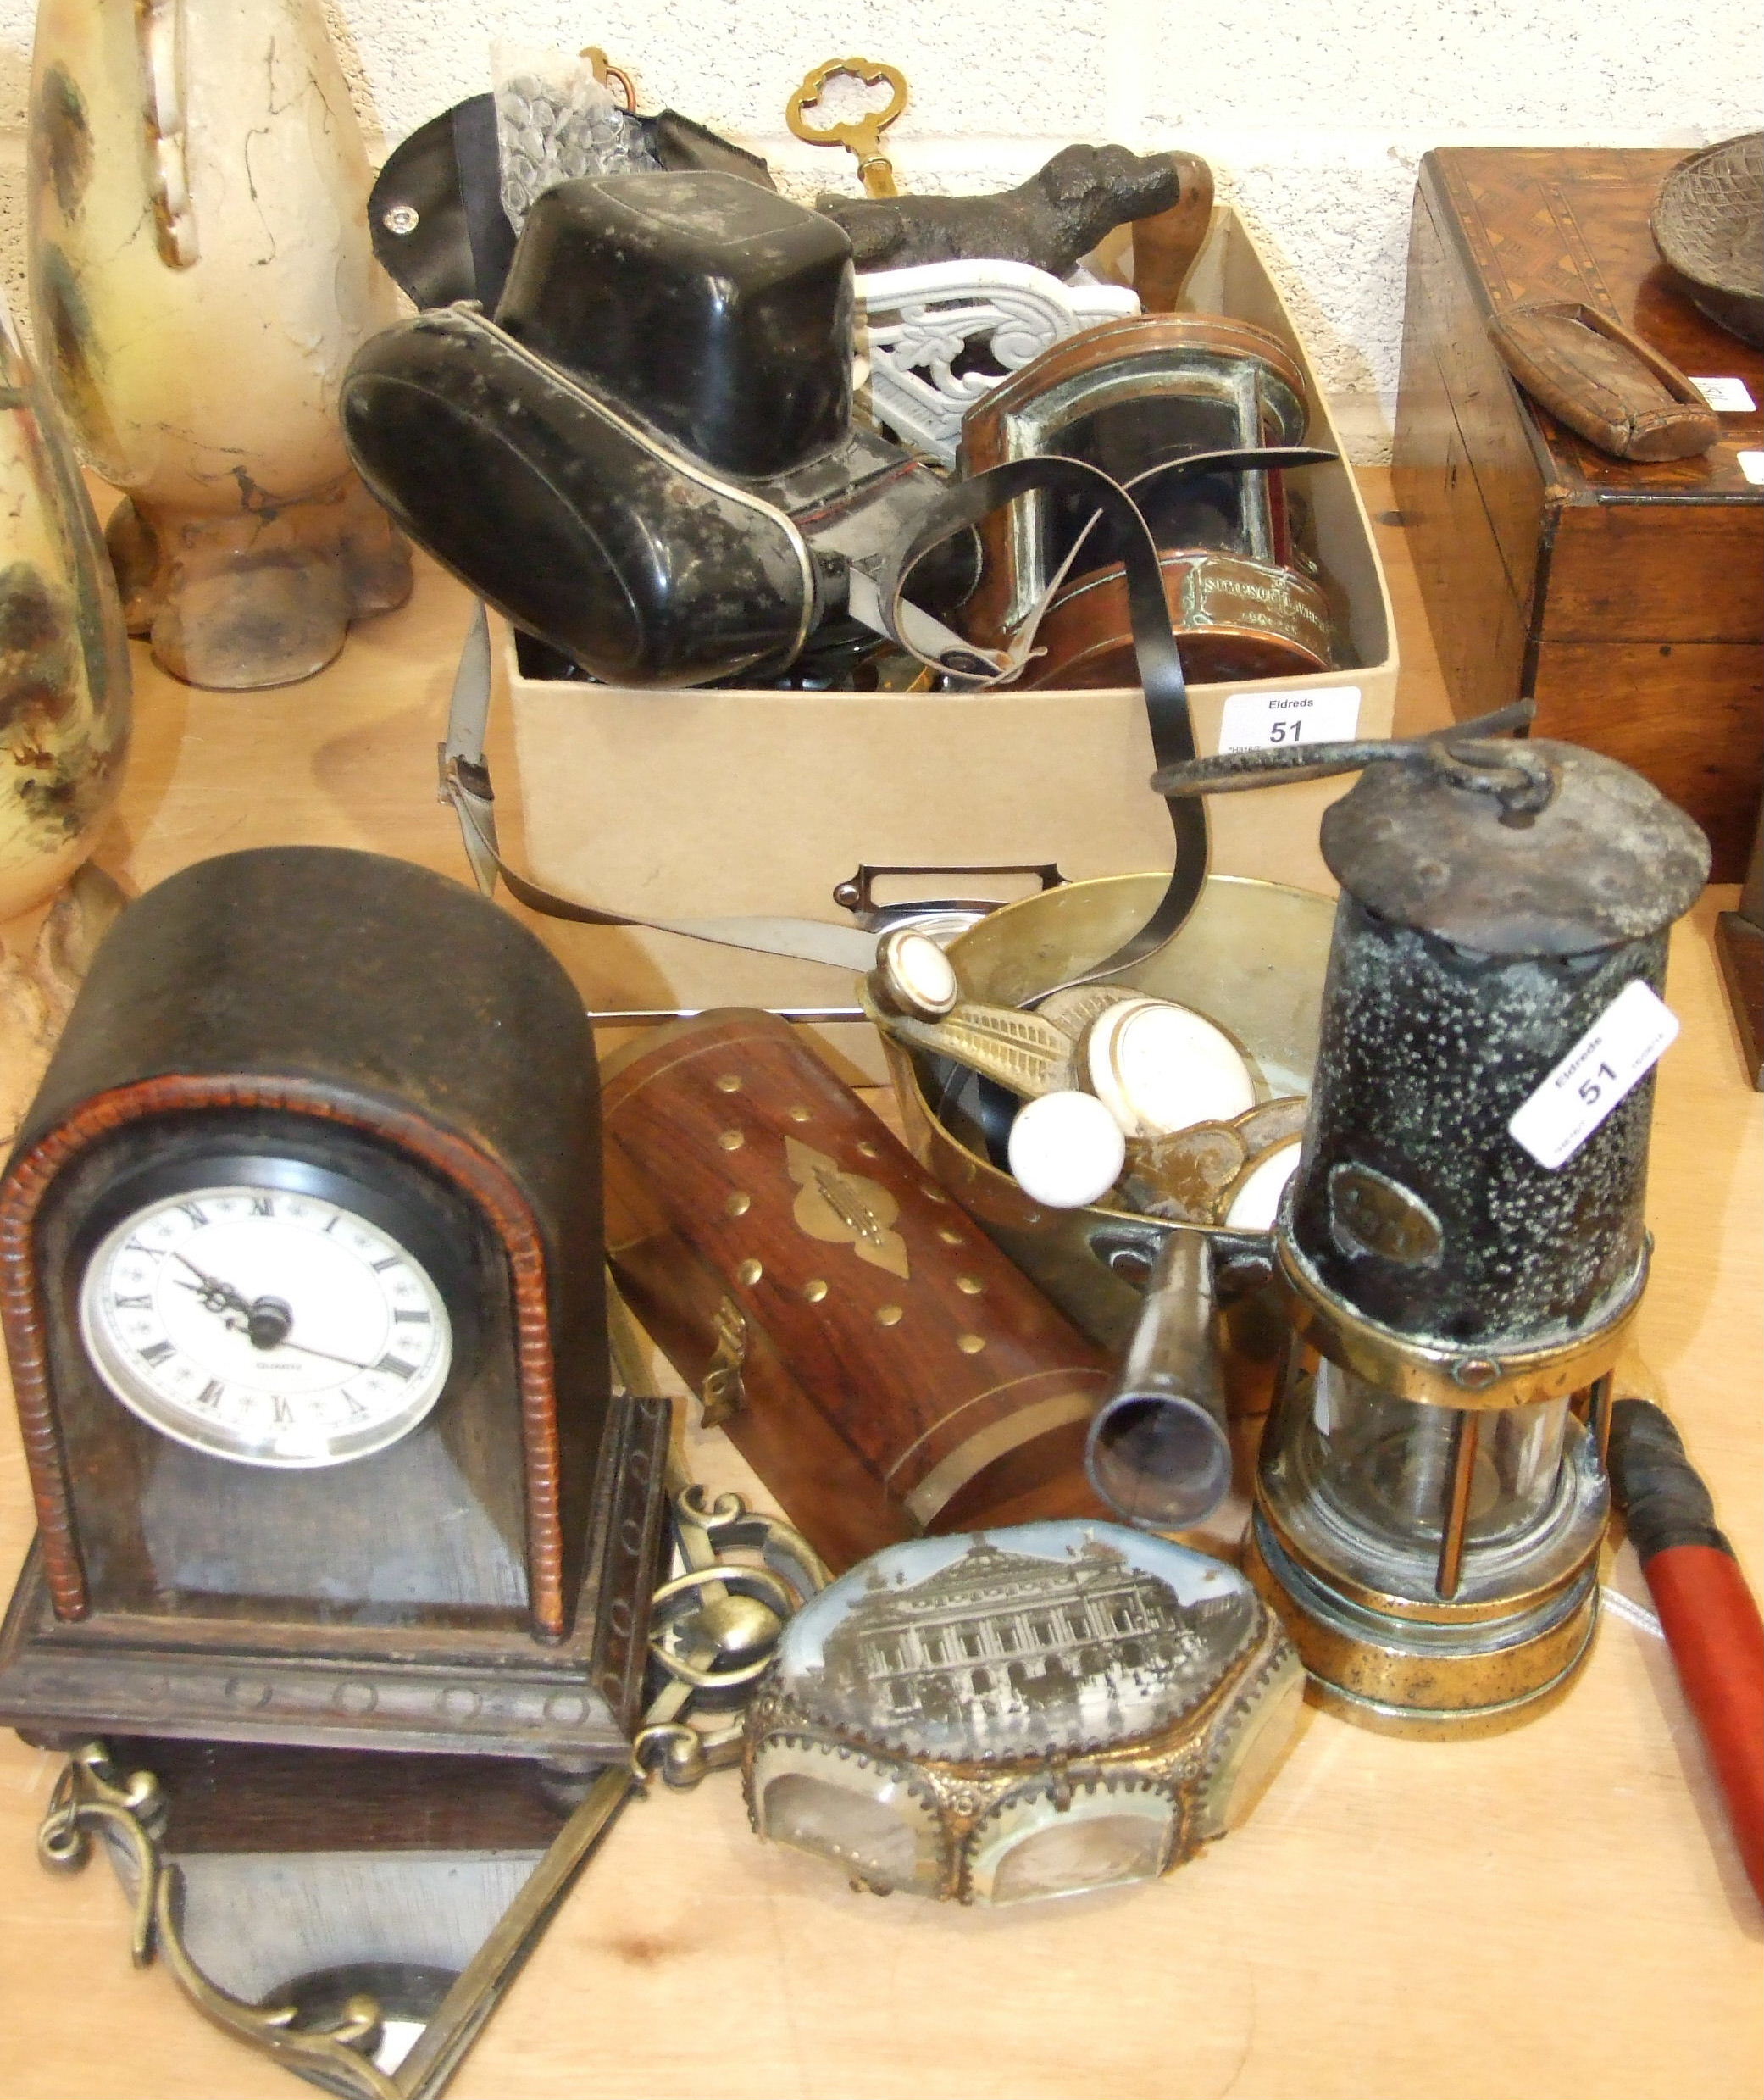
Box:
left=1222, top=1136, right=1302, bottom=1230
left=1007, top=1090, right=1127, bottom=1209
left=1083, top=998, right=1256, bottom=1141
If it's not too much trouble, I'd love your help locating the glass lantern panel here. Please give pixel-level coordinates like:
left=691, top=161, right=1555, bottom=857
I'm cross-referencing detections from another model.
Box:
left=1304, top=1359, right=1569, bottom=1549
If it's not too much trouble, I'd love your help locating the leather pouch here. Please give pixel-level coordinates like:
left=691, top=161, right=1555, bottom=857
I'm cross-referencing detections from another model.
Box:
left=1487, top=300, right=1719, bottom=461
left=601, top=1010, right=1112, bottom=1569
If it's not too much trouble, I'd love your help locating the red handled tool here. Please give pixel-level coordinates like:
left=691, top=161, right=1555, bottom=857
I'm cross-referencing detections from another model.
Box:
left=1609, top=1397, right=1764, bottom=1908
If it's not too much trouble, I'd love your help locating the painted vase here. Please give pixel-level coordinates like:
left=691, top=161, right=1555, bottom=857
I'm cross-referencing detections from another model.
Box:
left=27, top=0, right=412, bottom=690
left=0, top=293, right=130, bottom=1141
left=0, top=294, right=130, bottom=926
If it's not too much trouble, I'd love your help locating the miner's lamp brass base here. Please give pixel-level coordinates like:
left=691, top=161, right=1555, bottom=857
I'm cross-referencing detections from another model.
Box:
left=1245, top=1512, right=1600, bottom=1739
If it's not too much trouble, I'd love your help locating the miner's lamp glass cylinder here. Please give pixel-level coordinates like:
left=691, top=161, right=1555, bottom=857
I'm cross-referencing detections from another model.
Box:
left=1248, top=1347, right=1612, bottom=1736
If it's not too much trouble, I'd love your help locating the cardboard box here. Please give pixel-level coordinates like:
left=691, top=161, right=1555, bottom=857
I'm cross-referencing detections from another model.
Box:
left=490, top=205, right=1396, bottom=1081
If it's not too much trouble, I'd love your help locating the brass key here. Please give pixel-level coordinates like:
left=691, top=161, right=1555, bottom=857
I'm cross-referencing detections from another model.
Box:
left=786, top=56, right=909, bottom=197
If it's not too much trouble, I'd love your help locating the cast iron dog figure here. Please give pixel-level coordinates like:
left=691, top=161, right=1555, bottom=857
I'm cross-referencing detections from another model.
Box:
left=818, top=144, right=1184, bottom=276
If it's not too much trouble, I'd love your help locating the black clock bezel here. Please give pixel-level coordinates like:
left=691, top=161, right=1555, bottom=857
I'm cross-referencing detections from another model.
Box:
left=76, top=1154, right=462, bottom=1472
left=68, top=1127, right=485, bottom=1399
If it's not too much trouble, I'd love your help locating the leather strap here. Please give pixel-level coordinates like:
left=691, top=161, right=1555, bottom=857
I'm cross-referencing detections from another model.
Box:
left=441, top=444, right=1336, bottom=991
left=439, top=604, right=879, bottom=972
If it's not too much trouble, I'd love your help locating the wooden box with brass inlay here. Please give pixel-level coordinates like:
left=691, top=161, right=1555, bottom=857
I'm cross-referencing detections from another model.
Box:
left=1393, top=147, right=1764, bottom=877
left=600, top=1010, right=1112, bottom=1570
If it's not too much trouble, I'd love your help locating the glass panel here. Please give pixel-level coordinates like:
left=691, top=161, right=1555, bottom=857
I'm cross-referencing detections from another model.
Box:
left=1302, top=1359, right=1569, bottom=1549
left=1041, top=395, right=1251, bottom=564
left=762, top=1773, right=937, bottom=1892
left=989, top=1813, right=1168, bottom=1905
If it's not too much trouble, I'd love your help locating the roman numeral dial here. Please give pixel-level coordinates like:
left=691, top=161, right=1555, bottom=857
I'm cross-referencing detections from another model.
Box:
left=79, top=1183, right=452, bottom=1469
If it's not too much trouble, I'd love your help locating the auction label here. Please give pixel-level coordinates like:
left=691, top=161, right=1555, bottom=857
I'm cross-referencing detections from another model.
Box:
left=1738, top=451, right=1764, bottom=486
left=1689, top=376, right=1756, bottom=413
left=1218, top=685, right=1361, bottom=753
left=1508, top=980, right=1679, bottom=1170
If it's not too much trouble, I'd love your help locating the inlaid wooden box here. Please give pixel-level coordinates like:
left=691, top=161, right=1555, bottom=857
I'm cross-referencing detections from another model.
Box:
left=1393, top=147, right=1764, bottom=877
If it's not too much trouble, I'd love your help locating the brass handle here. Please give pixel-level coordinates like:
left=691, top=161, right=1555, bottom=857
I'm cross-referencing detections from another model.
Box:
left=1086, top=1231, right=1234, bottom=1529
left=786, top=57, right=909, bottom=197
left=136, top=0, right=197, bottom=269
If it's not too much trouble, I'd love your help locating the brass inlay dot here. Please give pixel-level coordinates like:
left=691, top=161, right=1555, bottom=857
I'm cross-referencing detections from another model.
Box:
left=802, top=1278, right=829, bottom=1303
left=715, top=1074, right=742, bottom=1093
left=726, top=1192, right=752, bottom=1218
left=875, top=1303, right=904, bottom=1326
left=719, top=1129, right=746, bottom=1151
left=956, top=1275, right=984, bottom=1296
left=788, top=1106, right=813, bottom=1123
left=957, top=1333, right=986, bottom=1354
left=856, top=1140, right=879, bottom=1158
left=937, top=1227, right=963, bottom=1246
left=736, top=1258, right=763, bottom=1286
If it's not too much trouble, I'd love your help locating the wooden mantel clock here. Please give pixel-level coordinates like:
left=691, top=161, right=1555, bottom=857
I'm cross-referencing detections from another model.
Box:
left=0, top=846, right=668, bottom=1764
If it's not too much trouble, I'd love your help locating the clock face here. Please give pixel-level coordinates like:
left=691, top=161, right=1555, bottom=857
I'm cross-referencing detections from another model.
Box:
left=78, top=1181, right=453, bottom=1469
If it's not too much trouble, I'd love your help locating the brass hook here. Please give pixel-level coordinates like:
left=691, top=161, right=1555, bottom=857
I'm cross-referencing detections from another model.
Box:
left=580, top=46, right=637, bottom=112
left=786, top=56, right=909, bottom=197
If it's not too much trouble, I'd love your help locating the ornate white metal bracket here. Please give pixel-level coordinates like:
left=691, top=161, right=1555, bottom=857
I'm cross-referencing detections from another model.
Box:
left=857, top=259, right=1140, bottom=464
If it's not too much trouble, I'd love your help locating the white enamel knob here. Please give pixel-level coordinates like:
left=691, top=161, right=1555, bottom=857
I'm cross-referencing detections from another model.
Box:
left=1007, top=1090, right=1127, bottom=1210
left=874, top=927, right=961, bottom=1019
left=1083, top=998, right=1256, bottom=1141
left=1222, top=1136, right=1302, bottom=1231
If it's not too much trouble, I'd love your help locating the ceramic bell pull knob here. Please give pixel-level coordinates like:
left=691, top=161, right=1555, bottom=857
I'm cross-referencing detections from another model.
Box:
left=1006, top=1090, right=1127, bottom=1210
left=1081, top=998, right=1256, bottom=1141
left=1220, top=1135, right=1302, bottom=1230
left=870, top=927, right=960, bottom=1019
left=868, top=936, right=1257, bottom=1137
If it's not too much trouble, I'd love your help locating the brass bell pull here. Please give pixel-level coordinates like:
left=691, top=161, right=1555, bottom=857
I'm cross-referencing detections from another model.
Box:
left=786, top=56, right=910, bottom=197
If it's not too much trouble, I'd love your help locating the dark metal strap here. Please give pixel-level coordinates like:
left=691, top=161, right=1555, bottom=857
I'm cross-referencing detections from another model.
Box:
left=1150, top=698, right=1538, bottom=795
left=866, top=444, right=1334, bottom=989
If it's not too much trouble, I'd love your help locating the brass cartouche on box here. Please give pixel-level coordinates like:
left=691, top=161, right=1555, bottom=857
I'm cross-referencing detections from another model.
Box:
left=1155, top=730, right=1709, bottom=1736
left=745, top=1519, right=1301, bottom=1904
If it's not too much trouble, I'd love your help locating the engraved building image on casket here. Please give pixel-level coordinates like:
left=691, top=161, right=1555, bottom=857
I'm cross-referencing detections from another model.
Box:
left=798, top=1534, right=1256, bottom=1758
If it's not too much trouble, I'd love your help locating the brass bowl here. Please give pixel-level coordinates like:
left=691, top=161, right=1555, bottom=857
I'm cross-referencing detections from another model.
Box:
left=883, top=873, right=1335, bottom=1354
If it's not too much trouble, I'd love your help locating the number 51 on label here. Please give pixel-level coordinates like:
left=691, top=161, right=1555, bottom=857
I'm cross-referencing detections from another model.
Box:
left=1218, top=686, right=1362, bottom=754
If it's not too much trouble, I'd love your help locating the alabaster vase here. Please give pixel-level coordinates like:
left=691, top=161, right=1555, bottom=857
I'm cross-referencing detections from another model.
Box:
left=27, top=0, right=412, bottom=690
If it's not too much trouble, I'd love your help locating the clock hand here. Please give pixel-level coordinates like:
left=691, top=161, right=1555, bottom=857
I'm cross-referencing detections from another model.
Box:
left=171, top=1251, right=254, bottom=1328
left=237, top=1296, right=375, bottom=1371
left=169, top=1259, right=382, bottom=1373
left=268, top=1334, right=376, bottom=1373
left=168, top=1274, right=370, bottom=1369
